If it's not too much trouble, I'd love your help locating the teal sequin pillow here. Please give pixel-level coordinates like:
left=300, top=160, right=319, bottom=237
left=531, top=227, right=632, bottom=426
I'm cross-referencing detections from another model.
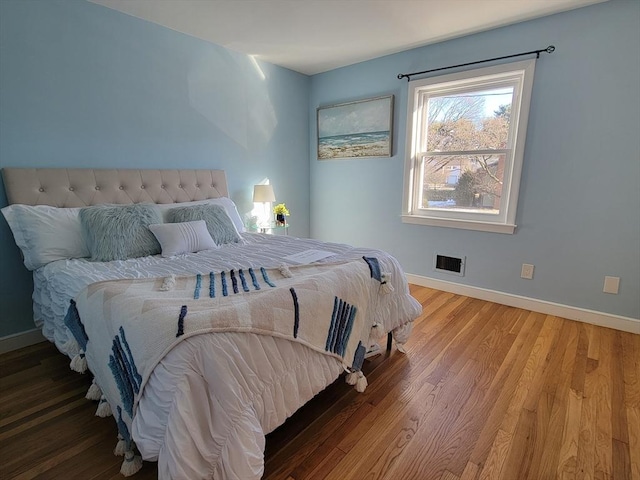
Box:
left=80, top=204, right=162, bottom=262
left=167, top=204, right=242, bottom=245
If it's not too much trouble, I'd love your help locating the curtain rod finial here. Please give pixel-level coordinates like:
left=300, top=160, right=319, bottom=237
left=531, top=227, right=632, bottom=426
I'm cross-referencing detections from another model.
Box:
left=546, top=45, right=556, bottom=53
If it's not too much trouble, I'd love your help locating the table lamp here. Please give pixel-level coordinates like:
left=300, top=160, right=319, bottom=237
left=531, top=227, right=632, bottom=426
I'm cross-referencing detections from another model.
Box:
left=253, top=184, right=275, bottom=227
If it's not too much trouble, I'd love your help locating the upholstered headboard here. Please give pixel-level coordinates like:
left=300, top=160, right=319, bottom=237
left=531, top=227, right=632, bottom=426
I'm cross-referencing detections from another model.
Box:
left=2, top=168, right=229, bottom=207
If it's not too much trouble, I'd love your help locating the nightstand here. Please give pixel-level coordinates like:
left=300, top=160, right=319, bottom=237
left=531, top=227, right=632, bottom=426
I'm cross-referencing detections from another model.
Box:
left=259, top=223, right=290, bottom=235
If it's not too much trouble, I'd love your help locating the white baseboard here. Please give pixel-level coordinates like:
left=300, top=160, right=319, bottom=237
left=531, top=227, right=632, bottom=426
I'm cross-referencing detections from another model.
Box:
left=406, top=274, right=640, bottom=335
left=0, top=328, right=46, bottom=355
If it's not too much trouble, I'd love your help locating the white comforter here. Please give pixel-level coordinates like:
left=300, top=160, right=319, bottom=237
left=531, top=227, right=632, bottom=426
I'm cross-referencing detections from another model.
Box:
left=33, top=234, right=421, bottom=479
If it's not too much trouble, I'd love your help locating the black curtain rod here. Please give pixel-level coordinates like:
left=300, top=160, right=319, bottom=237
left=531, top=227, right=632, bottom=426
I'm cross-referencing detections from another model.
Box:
left=397, top=45, right=555, bottom=81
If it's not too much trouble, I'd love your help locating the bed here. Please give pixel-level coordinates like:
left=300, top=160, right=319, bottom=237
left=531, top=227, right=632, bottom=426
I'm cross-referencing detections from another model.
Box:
left=1, top=168, right=421, bottom=480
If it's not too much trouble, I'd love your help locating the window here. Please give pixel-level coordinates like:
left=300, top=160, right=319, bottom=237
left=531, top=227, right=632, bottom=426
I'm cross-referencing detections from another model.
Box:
left=402, top=60, right=536, bottom=234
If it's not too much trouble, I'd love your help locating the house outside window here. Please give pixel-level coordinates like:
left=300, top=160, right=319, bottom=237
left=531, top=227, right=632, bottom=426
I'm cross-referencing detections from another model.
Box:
left=402, top=59, right=536, bottom=234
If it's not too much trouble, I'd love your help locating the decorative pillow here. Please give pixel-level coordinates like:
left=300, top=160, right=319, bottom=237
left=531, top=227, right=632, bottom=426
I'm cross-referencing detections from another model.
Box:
left=156, top=197, right=245, bottom=233
left=80, top=204, right=162, bottom=262
left=149, top=220, right=217, bottom=257
left=167, top=204, right=242, bottom=245
left=1, top=204, right=90, bottom=270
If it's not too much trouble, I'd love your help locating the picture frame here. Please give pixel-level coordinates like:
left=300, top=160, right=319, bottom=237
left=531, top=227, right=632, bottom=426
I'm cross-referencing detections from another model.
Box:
left=317, top=95, right=394, bottom=160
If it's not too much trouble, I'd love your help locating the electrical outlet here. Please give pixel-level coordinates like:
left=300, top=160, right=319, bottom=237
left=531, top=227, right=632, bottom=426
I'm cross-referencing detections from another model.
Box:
left=603, top=276, right=620, bottom=294
left=521, top=263, right=534, bottom=279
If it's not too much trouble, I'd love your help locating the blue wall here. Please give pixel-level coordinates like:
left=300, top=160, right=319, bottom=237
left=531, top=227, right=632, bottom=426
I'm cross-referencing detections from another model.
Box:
left=1, top=0, right=638, bottom=339
left=310, top=0, right=640, bottom=320
left=0, top=0, right=310, bottom=336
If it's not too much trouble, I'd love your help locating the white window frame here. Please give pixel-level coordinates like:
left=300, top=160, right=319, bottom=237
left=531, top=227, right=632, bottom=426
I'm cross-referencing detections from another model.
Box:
left=402, top=59, right=536, bottom=234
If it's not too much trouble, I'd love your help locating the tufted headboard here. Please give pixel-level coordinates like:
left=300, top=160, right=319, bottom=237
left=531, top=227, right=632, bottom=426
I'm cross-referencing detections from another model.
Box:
left=1, top=168, right=229, bottom=207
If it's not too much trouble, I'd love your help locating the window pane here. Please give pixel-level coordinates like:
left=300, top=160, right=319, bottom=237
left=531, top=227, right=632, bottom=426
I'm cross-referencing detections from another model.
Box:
left=426, top=87, right=513, bottom=152
left=421, top=154, right=507, bottom=214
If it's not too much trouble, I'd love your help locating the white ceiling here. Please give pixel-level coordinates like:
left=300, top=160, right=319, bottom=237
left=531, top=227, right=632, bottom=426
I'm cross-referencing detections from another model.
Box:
left=88, top=0, right=606, bottom=75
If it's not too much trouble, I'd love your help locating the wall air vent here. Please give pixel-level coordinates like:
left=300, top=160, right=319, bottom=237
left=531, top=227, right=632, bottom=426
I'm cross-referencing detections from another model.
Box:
left=434, top=254, right=465, bottom=276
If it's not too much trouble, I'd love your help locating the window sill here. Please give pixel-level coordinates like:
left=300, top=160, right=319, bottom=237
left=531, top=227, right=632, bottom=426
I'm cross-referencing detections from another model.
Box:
left=401, top=215, right=516, bottom=234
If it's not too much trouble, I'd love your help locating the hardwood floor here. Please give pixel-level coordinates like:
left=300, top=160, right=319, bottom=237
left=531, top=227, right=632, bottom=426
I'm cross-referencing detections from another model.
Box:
left=1, top=286, right=638, bottom=479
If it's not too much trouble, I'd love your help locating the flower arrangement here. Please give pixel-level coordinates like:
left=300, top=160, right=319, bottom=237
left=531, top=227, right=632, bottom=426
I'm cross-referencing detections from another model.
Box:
left=273, top=203, right=290, bottom=226
left=273, top=203, right=290, bottom=216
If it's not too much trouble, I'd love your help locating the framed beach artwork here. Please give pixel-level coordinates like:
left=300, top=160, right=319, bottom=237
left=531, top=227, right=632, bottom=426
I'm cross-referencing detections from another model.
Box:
left=317, top=95, right=394, bottom=160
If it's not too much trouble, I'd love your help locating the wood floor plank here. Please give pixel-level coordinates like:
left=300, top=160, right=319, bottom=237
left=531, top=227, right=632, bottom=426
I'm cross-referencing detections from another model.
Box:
left=287, top=401, right=375, bottom=479
left=0, top=285, right=636, bottom=480
left=576, top=353, right=598, bottom=480
left=530, top=319, right=585, bottom=479
left=440, top=471, right=460, bottom=480
left=432, top=303, right=507, bottom=385
left=0, top=386, right=89, bottom=429
left=477, top=429, right=511, bottom=480
left=433, top=309, right=519, bottom=476
left=321, top=380, right=441, bottom=480
left=517, top=390, right=554, bottom=479
left=561, top=320, right=581, bottom=376
left=620, top=329, right=640, bottom=480
left=612, top=332, right=630, bottom=444
left=496, top=408, right=536, bottom=480
left=625, top=405, right=640, bottom=480
left=460, top=462, right=481, bottom=480
left=304, top=447, right=346, bottom=480
left=613, top=438, right=632, bottom=480
left=334, top=372, right=417, bottom=452
left=521, top=314, right=564, bottom=412
left=380, top=360, right=480, bottom=480
left=556, top=388, right=584, bottom=478
left=468, top=310, right=543, bottom=467
left=594, top=329, right=614, bottom=479
left=586, top=323, right=601, bottom=361
left=263, top=351, right=411, bottom=478
left=535, top=376, right=571, bottom=479
left=620, top=332, right=640, bottom=408
left=498, top=313, right=559, bottom=435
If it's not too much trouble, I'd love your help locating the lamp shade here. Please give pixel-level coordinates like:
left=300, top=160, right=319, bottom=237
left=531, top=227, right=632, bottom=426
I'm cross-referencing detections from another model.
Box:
left=253, top=184, right=275, bottom=202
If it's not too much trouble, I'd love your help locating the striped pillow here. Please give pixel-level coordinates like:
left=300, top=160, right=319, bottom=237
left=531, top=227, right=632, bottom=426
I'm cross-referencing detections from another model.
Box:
left=149, top=220, right=217, bottom=257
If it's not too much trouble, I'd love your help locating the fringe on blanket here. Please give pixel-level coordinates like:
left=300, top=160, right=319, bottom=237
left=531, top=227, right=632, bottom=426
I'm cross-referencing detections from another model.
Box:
left=70, top=352, right=88, bottom=373
left=345, top=370, right=368, bottom=392
left=121, top=451, right=143, bottom=477
left=114, top=434, right=127, bottom=456
left=344, top=338, right=369, bottom=392
left=96, top=396, right=112, bottom=417
left=86, top=379, right=103, bottom=401
left=279, top=264, right=293, bottom=278
left=369, top=322, right=386, bottom=339
left=114, top=406, right=143, bottom=475
left=160, top=274, right=176, bottom=291
left=380, top=272, right=395, bottom=294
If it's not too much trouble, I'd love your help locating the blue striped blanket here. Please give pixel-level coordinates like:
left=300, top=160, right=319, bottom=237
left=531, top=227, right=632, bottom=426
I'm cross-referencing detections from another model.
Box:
left=65, top=257, right=386, bottom=475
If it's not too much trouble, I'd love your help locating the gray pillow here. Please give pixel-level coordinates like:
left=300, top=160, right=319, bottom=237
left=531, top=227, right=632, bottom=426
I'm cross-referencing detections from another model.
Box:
left=167, top=204, right=242, bottom=245
left=80, top=204, right=162, bottom=262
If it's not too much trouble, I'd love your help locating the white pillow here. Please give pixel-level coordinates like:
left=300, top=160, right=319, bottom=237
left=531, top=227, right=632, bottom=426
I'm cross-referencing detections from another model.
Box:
left=149, top=220, right=217, bottom=257
left=156, top=197, right=245, bottom=233
left=1, top=197, right=244, bottom=269
left=1, top=204, right=90, bottom=270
